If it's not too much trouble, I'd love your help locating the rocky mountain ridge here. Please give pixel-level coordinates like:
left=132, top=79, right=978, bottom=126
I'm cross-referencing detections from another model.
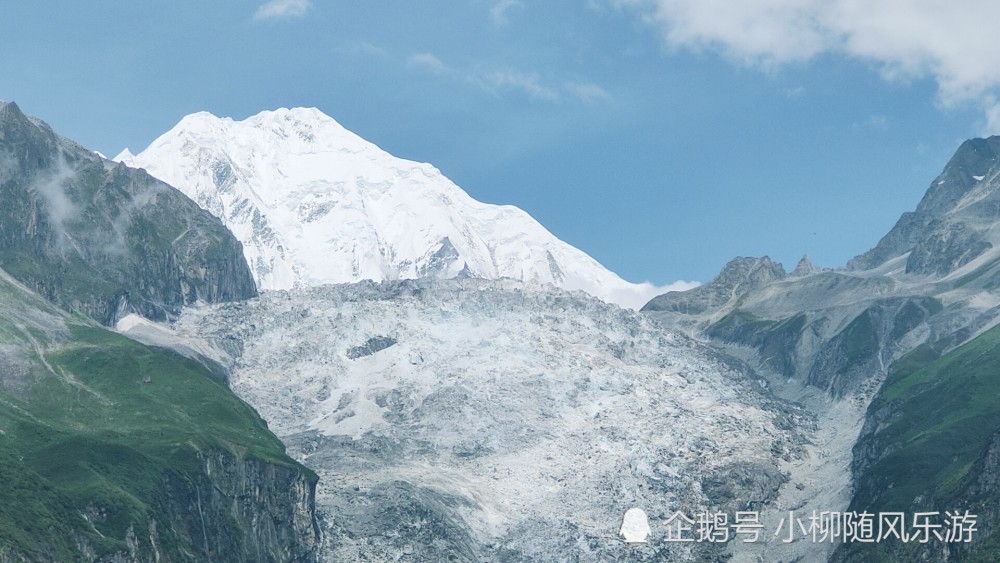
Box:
left=0, top=101, right=257, bottom=325
left=849, top=136, right=1000, bottom=275
left=643, top=134, right=1000, bottom=561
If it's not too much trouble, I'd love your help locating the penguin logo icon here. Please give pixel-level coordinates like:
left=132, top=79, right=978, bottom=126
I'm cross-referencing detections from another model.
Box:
left=620, top=508, right=651, bottom=543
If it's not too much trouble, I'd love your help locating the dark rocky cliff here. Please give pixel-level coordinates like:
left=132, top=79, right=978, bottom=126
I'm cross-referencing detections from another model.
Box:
left=0, top=451, right=319, bottom=563
left=0, top=101, right=256, bottom=325
left=152, top=449, right=320, bottom=562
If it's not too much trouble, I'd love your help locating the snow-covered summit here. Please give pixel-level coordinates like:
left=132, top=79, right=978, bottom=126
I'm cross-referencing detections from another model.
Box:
left=116, top=108, right=687, bottom=309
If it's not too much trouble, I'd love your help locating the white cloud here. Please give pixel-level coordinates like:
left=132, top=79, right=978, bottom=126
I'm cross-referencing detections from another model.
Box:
left=491, top=0, right=524, bottom=26
left=408, top=53, right=448, bottom=75
left=610, top=279, right=701, bottom=310
left=983, top=97, right=1000, bottom=137
left=613, top=0, right=1000, bottom=130
left=254, top=0, right=311, bottom=21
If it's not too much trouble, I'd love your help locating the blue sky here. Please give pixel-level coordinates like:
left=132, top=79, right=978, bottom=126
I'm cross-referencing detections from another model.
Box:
left=3, top=1, right=1000, bottom=287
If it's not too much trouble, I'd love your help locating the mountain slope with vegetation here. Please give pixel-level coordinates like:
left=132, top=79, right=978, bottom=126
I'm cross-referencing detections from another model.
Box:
left=0, top=269, right=319, bottom=562
left=0, top=102, right=319, bottom=562
left=643, top=135, right=1000, bottom=562
left=833, top=324, right=1000, bottom=561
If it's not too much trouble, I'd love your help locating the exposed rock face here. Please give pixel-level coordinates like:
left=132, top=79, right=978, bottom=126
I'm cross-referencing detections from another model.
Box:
left=157, top=449, right=320, bottom=563
left=804, top=297, right=942, bottom=395
left=849, top=136, right=1000, bottom=275
left=642, top=136, right=1000, bottom=394
left=790, top=255, right=817, bottom=277
left=0, top=266, right=320, bottom=563
left=642, top=256, right=785, bottom=315
left=1, top=452, right=321, bottom=563
left=705, top=295, right=943, bottom=397
left=0, top=103, right=316, bottom=562
left=905, top=223, right=993, bottom=276
left=0, top=448, right=319, bottom=563
left=0, top=101, right=256, bottom=325
left=641, top=136, right=1000, bottom=561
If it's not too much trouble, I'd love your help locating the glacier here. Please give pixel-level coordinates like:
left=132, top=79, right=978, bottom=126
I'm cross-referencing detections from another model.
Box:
left=144, top=279, right=809, bottom=562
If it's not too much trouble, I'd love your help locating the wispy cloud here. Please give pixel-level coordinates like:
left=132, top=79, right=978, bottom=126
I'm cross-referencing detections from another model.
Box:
left=478, top=73, right=613, bottom=104
left=404, top=54, right=611, bottom=105
left=852, top=114, right=888, bottom=131
left=566, top=82, right=612, bottom=103
left=408, top=53, right=448, bottom=75
left=483, top=71, right=561, bottom=101
left=491, top=0, right=524, bottom=26
left=983, top=97, right=1000, bottom=136
left=254, top=0, right=311, bottom=21
left=783, top=86, right=806, bottom=99
left=611, top=0, right=1000, bottom=130
left=349, top=42, right=387, bottom=57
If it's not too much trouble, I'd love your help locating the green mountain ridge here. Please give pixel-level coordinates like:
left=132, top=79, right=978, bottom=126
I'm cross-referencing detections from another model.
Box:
left=833, top=323, right=1000, bottom=561
left=0, top=268, right=319, bottom=561
left=0, top=102, right=319, bottom=562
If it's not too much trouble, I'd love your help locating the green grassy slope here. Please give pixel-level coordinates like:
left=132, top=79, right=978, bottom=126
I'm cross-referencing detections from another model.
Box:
left=0, top=274, right=316, bottom=561
left=837, top=322, right=1000, bottom=561
left=0, top=102, right=315, bottom=562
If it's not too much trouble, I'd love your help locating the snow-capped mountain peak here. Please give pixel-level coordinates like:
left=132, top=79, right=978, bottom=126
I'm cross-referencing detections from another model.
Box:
left=116, top=108, right=687, bottom=308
